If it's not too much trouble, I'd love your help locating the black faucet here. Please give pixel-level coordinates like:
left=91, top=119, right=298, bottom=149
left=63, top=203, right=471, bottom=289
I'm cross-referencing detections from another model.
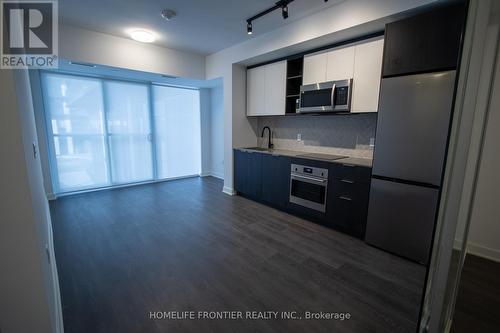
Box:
left=261, top=126, right=273, bottom=149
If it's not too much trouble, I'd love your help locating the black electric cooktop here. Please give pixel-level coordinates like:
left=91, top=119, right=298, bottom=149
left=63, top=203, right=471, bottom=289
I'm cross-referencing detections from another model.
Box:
left=296, top=153, right=347, bottom=161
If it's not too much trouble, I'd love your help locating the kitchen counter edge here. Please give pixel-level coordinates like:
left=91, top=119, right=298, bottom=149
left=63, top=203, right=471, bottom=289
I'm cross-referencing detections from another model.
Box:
left=234, top=148, right=373, bottom=168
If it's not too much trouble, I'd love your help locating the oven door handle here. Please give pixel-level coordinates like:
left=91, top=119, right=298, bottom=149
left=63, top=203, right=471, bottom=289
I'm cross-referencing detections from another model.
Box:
left=330, top=83, right=336, bottom=109
left=291, top=173, right=327, bottom=185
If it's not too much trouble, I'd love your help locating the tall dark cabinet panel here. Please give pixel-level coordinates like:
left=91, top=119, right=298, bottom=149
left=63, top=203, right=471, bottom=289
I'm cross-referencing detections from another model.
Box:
left=234, top=150, right=246, bottom=194
left=261, top=154, right=291, bottom=209
left=234, top=150, right=262, bottom=199
left=382, top=2, right=467, bottom=77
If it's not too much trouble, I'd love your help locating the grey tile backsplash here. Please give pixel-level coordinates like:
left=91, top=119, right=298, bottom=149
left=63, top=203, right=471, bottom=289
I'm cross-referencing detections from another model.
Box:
left=257, top=113, right=377, bottom=159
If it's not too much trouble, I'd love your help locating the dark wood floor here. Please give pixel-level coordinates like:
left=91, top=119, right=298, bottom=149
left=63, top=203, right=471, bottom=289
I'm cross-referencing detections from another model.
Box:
left=51, top=176, right=426, bottom=333
left=451, top=254, right=500, bottom=332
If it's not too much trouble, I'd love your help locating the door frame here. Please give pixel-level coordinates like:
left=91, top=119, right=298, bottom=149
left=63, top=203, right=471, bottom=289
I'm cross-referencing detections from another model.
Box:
left=419, top=0, right=500, bottom=331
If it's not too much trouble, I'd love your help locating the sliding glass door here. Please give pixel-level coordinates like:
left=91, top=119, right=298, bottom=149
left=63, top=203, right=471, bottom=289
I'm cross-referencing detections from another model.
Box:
left=104, top=81, right=153, bottom=184
left=41, top=72, right=201, bottom=194
left=42, top=74, right=110, bottom=192
left=153, top=86, right=201, bottom=179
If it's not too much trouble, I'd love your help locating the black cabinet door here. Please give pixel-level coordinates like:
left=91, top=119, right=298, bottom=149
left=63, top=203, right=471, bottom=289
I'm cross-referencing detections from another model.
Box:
left=234, top=150, right=247, bottom=194
left=247, top=152, right=262, bottom=198
left=382, top=3, right=467, bottom=77
left=261, top=154, right=290, bottom=209
left=326, top=164, right=372, bottom=238
left=234, top=150, right=262, bottom=199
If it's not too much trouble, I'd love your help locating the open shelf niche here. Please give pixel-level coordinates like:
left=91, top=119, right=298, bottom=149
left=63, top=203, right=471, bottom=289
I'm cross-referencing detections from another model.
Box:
left=285, top=57, right=303, bottom=114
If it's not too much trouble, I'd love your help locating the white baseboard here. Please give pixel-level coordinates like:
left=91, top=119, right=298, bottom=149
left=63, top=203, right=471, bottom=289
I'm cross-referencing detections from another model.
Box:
left=455, top=239, right=500, bottom=263
left=467, top=242, right=500, bottom=263
left=200, top=171, right=224, bottom=180
left=210, top=171, right=224, bottom=180
left=222, top=186, right=235, bottom=196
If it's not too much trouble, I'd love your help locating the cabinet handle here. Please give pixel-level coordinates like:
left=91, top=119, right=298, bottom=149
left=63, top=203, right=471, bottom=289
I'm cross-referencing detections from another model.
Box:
left=340, top=179, right=355, bottom=184
left=342, top=164, right=356, bottom=168
left=338, top=196, right=353, bottom=201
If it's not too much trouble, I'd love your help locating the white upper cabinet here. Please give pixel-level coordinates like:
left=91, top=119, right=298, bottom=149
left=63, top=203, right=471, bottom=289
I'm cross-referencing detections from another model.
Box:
left=326, top=45, right=355, bottom=81
left=264, top=61, right=287, bottom=115
left=248, top=37, right=384, bottom=116
left=246, top=65, right=266, bottom=116
left=246, top=60, right=286, bottom=116
left=303, top=51, right=327, bottom=85
left=302, top=36, right=384, bottom=113
left=351, top=37, right=384, bottom=113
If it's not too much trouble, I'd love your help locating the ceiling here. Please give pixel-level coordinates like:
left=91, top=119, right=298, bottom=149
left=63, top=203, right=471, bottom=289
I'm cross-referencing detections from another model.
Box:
left=59, top=0, right=345, bottom=56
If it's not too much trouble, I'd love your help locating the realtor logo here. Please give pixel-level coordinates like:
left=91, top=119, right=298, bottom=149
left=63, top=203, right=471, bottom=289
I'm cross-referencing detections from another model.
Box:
left=1, top=0, right=58, bottom=68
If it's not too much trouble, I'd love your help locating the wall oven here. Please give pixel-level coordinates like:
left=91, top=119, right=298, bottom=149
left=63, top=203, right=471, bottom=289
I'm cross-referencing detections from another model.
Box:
left=289, top=164, right=328, bottom=213
left=299, top=79, right=352, bottom=113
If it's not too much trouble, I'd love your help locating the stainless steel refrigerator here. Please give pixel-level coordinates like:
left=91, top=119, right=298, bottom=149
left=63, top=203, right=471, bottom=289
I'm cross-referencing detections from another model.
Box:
left=365, top=70, right=456, bottom=265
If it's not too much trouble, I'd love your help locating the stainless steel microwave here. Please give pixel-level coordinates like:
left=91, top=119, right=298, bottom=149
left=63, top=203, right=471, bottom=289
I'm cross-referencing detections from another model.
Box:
left=298, top=79, right=353, bottom=113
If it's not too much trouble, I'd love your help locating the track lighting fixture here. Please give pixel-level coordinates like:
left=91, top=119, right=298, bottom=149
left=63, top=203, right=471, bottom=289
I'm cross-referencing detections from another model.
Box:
left=246, top=0, right=326, bottom=35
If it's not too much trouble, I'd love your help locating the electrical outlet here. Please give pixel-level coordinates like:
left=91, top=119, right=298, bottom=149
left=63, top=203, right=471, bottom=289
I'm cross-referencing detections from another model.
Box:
left=297, top=133, right=302, bottom=141
left=369, top=137, right=375, bottom=147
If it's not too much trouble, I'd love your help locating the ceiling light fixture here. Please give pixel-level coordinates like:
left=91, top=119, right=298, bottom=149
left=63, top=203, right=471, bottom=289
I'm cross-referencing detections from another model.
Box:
left=245, top=0, right=294, bottom=35
left=282, top=5, right=289, bottom=19
left=247, top=21, right=253, bottom=35
left=129, top=29, right=155, bottom=43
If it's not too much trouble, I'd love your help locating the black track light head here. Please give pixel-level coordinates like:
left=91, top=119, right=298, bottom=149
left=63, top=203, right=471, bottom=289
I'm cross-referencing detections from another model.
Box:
left=282, top=5, right=289, bottom=19
left=247, top=21, right=253, bottom=35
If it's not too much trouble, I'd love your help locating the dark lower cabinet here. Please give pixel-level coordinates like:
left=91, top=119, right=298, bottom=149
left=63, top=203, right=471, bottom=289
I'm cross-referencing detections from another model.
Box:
left=326, top=163, right=371, bottom=238
left=234, top=149, right=246, bottom=194
left=234, top=150, right=262, bottom=199
left=234, top=149, right=372, bottom=239
left=261, top=154, right=291, bottom=209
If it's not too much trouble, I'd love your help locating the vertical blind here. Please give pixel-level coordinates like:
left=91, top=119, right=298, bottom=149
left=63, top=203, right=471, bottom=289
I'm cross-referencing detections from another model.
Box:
left=41, top=72, right=201, bottom=194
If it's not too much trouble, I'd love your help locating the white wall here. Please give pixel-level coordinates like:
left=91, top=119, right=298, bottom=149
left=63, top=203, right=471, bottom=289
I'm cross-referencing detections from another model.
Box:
left=0, top=69, right=62, bottom=332
left=199, top=85, right=225, bottom=180
left=29, top=70, right=55, bottom=198
left=205, top=0, right=437, bottom=193
left=210, top=84, right=224, bottom=179
left=59, top=24, right=205, bottom=79
left=466, top=32, right=500, bottom=262
left=200, top=88, right=211, bottom=176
